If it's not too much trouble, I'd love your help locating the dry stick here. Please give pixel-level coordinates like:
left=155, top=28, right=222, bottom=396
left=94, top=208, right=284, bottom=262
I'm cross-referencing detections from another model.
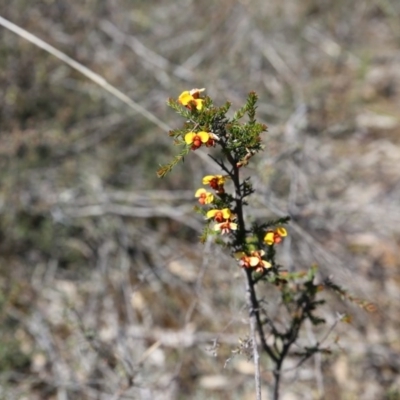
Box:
left=0, top=15, right=171, bottom=133
left=0, top=15, right=215, bottom=175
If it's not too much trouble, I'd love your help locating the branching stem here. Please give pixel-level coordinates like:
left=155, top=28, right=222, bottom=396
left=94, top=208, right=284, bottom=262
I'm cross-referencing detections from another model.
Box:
left=164, top=90, right=349, bottom=400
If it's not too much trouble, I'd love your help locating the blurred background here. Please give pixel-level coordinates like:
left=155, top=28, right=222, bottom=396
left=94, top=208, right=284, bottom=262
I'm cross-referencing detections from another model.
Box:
left=0, top=1, right=400, bottom=399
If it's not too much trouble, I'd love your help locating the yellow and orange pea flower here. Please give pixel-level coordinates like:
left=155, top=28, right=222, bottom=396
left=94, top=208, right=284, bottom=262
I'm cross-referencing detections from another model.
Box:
left=206, top=208, right=233, bottom=223
left=237, top=250, right=271, bottom=272
left=202, top=175, right=227, bottom=193
left=214, top=220, right=237, bottom=235
left=195, top=188, right=214, bottom=205
left=264, top=227, right=288, bottom=245
left=178, top=88, right=205, bottom=111
left=184, top=131, right=211, bottom=150
left=206, top=208, right=236, bottom=234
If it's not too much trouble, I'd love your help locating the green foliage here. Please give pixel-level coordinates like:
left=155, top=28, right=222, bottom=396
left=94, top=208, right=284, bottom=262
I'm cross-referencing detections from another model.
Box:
left=159, top=92, right=266, bottom=178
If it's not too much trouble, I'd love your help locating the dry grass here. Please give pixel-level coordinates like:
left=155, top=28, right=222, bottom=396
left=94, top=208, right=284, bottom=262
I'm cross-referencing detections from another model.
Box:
left=0, top=1, right=400, bottom=399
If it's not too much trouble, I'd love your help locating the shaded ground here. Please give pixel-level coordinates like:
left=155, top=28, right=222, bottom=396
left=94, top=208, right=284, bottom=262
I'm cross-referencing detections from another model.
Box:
left=0, top=1, right=399, bottom=399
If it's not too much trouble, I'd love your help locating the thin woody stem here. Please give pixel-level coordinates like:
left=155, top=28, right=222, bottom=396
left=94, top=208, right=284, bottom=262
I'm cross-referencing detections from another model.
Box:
left=224, top=149, right=274, bottom=400
left=232, top=164, right=262, bottom=400
left=220, top=147, right=260, bottom=398
left=226, top=149, right=277, bottom=360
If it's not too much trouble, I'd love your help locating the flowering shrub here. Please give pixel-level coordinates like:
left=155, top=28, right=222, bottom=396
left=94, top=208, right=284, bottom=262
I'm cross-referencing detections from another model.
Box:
left=159, top=89, right=374, bottom=400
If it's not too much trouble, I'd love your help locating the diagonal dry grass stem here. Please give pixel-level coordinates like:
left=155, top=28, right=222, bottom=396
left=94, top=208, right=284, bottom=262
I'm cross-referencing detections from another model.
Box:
left=0, top=14, right=171, bottom=133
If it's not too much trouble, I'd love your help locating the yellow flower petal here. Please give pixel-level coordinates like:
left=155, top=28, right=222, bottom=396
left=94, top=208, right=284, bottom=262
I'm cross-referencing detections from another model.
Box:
left=206, top=210, right=218, bottom=219
left=198, top=131, right=209, bottom=143
left=184, top=132, right=196, bottom=144
left=213, top=223, right=222, bottom=232
left=249, top=257, right=260, bottom=267
left=204, top=193, right=214, bottom=204
left=277, top=227, right=287, bottom=237
left=202, top=175, right=213, bottom=184
left=229, top=223, right=238, bottom=230
left=178, top=91, right=193, bottom=105
left=195, top=189, right=214, bottom=205
left=202, top=175, right=225, bottom=185
left=195, top=188, right=206, bottom=197
left=221, top=208, right=232, bottom=219
left=262, top=260, right=272, bottom=269
left=195, top=99, right=204, bottom=110
left=264, top=232, right=274, bottom=245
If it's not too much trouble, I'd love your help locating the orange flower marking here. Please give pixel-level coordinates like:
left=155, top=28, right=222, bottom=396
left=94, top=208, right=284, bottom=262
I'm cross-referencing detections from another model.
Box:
left=185, top=131, right=210, bottom=150
left=206, top=208, right=233, bottom=222
left=178, top=88, right=205, bottom=111
left=214, top=221, right=237, bottom=235
left=205, top=137, right=215, bottom=148
left=264, top=227, right=287, bottom=245
left=202, top=175, right=227, bottom=193
left=195, top=188, right=214, bottom=205
left=238, top=250, right=271, bottom=272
